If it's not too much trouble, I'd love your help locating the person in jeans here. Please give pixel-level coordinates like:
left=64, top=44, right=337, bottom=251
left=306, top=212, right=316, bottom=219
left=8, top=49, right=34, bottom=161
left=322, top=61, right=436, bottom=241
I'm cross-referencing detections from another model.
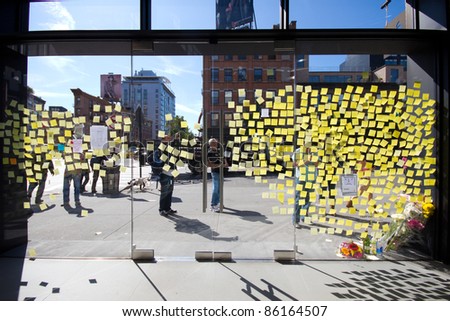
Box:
left=63, top=155, right=83, bottom=208
left=292, top=144, right=318, bottom=228
left=207, top=138, right=228, bottom=212
left=80, top=156, right=90, bottom=193
left=158, top=135, right=177, bottom=216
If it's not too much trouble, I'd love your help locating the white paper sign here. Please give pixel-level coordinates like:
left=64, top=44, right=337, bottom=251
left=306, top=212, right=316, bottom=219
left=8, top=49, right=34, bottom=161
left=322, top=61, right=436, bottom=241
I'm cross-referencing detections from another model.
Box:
left=90, top=125, right=108, bottom=150
left=72, top=138, right=83, bottom=153
left=340, top=174, right=358, bottom=196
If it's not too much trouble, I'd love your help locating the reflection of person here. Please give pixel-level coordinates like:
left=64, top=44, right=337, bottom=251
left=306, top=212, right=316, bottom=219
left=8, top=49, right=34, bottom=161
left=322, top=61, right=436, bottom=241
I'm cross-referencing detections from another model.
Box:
left=103, top=75, right=117, bottom=101
left=27, top=152, right=55, bottom=204
left=207, top=138, right=228, bottom=212
left=89, top=154, right=107, bottom=194
left=159, top=135, right=177, bottom=216
left=292, top=145, right=318, bottom=228
left=347, top=159, right=372, bottom=208
left=80, top=156, right=90, bottom=193
left=63, top=155, right=82, bottom=208
left=322, top=136, right=337, bottom=213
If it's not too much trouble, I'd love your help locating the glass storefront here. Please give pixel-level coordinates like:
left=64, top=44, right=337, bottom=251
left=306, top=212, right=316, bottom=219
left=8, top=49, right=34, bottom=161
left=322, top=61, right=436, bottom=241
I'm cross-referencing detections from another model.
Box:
left=2, top=0, right=445, bottom=262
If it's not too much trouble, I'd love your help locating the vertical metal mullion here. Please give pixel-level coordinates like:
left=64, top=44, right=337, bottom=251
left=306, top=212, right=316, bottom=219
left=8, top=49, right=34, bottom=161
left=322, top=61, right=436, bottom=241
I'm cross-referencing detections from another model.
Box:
left=130, top=49, right=135, bottom=257
left=141, top=0, right=151, bottom=30
left=280, top=0, right=289, bottom=30
left=202, top=109, right=208, bottom=213
left=219, top=110, right=224, bottom=212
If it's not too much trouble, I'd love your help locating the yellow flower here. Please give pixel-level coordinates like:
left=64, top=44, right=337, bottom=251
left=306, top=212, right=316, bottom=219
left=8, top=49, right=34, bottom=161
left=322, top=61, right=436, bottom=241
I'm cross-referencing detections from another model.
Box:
left=341, top=248, right=350, bottom=256
left=422, top=203, right=435, bottom=217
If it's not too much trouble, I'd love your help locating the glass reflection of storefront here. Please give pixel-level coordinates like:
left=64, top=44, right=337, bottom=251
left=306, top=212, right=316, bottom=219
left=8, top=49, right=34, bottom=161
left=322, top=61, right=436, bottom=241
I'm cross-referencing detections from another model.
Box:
left=0, top=1, right=449, bottom=265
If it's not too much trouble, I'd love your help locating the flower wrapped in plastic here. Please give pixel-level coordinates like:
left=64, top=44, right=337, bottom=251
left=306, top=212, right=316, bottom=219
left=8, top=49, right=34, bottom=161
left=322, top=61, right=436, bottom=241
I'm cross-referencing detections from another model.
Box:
left=339, top=241, right=363, bottom=258
left=422, top=202, right=435, bottom=219
left=383, top=198, right=435, bottom=251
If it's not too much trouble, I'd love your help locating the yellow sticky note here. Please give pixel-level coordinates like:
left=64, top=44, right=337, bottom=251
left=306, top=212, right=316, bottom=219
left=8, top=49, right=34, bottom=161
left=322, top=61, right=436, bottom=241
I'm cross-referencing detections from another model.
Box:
left=277, top=193, right=285, bottom=204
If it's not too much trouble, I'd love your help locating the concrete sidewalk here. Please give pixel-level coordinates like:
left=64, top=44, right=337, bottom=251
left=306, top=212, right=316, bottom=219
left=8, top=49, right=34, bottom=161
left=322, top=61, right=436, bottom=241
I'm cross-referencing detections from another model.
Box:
left=1, top=255, right=450, bottom=301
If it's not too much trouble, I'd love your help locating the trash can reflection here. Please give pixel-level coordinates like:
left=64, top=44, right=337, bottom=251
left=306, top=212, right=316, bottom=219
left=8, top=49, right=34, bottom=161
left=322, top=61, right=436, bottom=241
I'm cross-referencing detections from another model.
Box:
left=101, top=165, right=120, bottom=194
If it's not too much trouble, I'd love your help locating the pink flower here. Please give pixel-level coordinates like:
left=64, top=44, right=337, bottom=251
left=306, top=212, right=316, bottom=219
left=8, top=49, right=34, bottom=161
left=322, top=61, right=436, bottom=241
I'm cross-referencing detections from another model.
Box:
left=407, top=219, right=425, bottom=231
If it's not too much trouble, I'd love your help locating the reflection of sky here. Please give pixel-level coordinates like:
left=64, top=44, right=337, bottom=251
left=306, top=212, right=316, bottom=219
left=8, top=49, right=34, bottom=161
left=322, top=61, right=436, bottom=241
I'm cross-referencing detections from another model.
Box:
left=27, top=0, right=405, bottom=131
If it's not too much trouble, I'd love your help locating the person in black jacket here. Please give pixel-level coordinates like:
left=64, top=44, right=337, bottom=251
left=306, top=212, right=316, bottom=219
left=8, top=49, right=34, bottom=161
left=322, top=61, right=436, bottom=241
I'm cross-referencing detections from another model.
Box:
left=89, top=154, right=107, bottom=194
left=158, top=135, right=178, bottom=216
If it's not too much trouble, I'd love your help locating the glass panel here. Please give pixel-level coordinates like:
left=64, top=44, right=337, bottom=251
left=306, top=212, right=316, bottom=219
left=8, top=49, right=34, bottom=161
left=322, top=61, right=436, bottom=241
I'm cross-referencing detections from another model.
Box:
left=130, top=55, right=205, bottom=258
left=29, top=0, right=140, bottom=31
left=152, top=0, right=279, bottom=30
left=291, top=0, right=406, bottom=29
left=206, top=53, right=299, bottom=260
left=26, top=53, right=134, bottom=257
left=290, top=52, right=436, bottom=259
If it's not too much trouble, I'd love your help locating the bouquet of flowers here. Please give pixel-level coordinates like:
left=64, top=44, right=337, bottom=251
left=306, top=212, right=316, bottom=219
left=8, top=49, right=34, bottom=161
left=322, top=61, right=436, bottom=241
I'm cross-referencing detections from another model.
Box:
left=383, top=198, right=435, bottom=251
left=339, top=241, right=363, bottom=258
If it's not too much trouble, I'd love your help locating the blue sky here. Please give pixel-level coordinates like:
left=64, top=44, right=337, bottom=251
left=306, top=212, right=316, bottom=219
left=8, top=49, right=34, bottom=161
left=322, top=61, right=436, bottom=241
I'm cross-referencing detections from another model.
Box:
left=28, top=0, right=405, bottom=132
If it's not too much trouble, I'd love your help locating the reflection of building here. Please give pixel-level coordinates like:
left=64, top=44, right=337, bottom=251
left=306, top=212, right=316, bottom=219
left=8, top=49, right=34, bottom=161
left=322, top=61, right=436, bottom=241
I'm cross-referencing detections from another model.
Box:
left=27, top=93, right=45, bottom=112
left=216, top=0, right=254, bottom=29
left=122, top=69, right=176, bottom=140
left=71, top=88, right=113, bottom=136
left=310, top=11, right=408, bottom=85
left=71, top=88, right=152, bottom=141
left=48, top=106, right=67, bottom=112
left=339, top=55, right=385, bottom=72
left=100, top=73, right=122, bottom=102
left=307, top=55, right=407, bottom=84
left=373, top=55, right=407, bottom=84
left=202, top=52, right=308, bottom=140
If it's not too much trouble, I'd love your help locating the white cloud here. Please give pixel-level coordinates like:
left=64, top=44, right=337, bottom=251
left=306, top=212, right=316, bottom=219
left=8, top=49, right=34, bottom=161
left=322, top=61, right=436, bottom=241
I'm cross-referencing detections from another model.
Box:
left=43, top=56, right=76, bottom=73
left=155, top=57, right=199, bottom=77
left=42, top=3, right=75, bottom=30
left=42, top=57, right=90, bottom=78
left=34, top=91, right=73, bottom=99
left=176, top=103, right=200, bottom=116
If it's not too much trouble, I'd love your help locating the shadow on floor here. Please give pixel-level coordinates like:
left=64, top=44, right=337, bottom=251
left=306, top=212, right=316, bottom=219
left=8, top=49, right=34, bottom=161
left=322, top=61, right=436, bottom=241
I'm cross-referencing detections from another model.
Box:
left=0, top=245, right=27, bottom=300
